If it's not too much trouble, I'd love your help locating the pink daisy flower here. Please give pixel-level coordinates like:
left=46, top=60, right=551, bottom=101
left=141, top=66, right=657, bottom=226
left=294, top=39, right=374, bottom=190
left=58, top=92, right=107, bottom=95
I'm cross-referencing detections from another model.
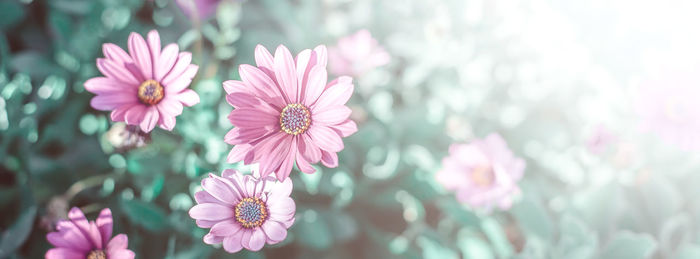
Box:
left=188, top=169, right=295, bottom=253
left=85, top=30, right=200, bottom=133
left=637, top=70, right=700, bottom=151
left=328, top=29, right=390, bottom=77
left=223, top=44, right=358, bottom=180
left=45, top=207, right=134, bottom=259
left=436, top=133, right=525, bottom=211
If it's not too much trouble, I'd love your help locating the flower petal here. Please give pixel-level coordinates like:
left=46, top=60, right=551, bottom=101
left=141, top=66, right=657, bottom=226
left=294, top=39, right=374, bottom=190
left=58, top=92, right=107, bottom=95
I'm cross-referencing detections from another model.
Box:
left=189, top=203, right=234, bottom=221
left=106, top=234, right=129, bottom=251
left=247, top=228, right=266, bottom=251
left=161, top=52, right=192, bottom=86
left=127, top=32, right=153, bottom=79
left=311, top=76, right=353, bottom=111
left=321, top=150, right=339, bottom=168
left=164, top=64, right=198, bottom=94
left=97, top=58, right=140, bottom=85
left=308, top=125, right=344, bottom=152
left=45, top=248, right=84, bottom=259
left=139, top=106, right=159, bottom=132
left=302, top=65, right=327, bottom=107
left=90, top=93, right=137, bottom=111
left=312, top=105, right=352, bottom=126
left=210, top=220, right=243, bottom=237
left=262, top=220, right=288, bottom=243
left=228, top=107, right=277, bottom=129
left=155, top=44, right=179, bottom=81
left=274, top=45, right=298, bottom=103
left=330, top=119, right=358, bottom=137
left=174, top=89, right=200, bottom=106
left=222, top=235, right=244, bottom=253
left=96, top=208, right=113, bottom=248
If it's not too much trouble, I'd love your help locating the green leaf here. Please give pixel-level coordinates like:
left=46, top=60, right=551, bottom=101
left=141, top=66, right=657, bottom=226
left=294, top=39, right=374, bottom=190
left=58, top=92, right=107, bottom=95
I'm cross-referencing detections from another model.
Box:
left=0, top=206, right=37, bottom=258
left=0, top=1, right=26, bottom=29
left=600, top=231, right=657, bottom=259
left=417, top=236, right=459, bottom=259
left=552, top=215, right=598, bottom=259
left=511, top=194, right=553, bottom=241
left=120, top=198, right=168, bottom=232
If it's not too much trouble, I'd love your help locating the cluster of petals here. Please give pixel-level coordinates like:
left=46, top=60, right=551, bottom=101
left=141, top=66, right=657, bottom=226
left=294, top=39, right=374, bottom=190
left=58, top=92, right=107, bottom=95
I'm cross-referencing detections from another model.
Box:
left=45, top=207, right=134, bottom=259
left=224, top=44, right=358, bottom=180
left=328, top=29, right=390, bottom=77
left=85, top=30, right=200, bottom=133
left=189, top=169, right=295, bottom=253
left=436, top=133, right=525, bottom=211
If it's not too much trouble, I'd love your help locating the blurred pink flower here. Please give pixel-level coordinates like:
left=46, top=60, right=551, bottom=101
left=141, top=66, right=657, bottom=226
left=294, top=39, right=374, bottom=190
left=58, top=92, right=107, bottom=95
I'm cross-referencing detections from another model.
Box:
left=189, top=169, right=295, bottom=253
left=328, top=29, right=390, bottom=76
left=638, top=71, right=700, bottom=151
left=224, top=44, right=358, bottom=180
left=46, top=207, right=134, bottom=259
left=586, top=125, right=618, bottom=154
left=85, top=30, right=200, bottom=133
left=436, top=133, right=525, bottom=211
left=175, top=0, right=227, bottom=20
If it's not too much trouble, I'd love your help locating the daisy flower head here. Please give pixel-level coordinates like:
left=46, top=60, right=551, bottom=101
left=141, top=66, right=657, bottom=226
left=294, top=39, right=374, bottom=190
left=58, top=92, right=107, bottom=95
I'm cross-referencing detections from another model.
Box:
left=224, top=44, right=358, bottom=180
left=328, top=29, right=390, bottom=77
left=45, top=207, right=134, bottom=259
left=85, top=30, right=200, bottom=133
left=436, top=133, right=525, bottom=211
left=188, top=169, right=295, bottom=253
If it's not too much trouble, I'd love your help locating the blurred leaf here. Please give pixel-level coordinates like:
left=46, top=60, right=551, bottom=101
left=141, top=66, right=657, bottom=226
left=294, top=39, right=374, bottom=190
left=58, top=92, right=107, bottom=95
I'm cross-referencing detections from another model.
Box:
left=481, top=218, right=513, bottom=258
left=417, top=236, right=458, bottom=259
left=295, top=209, right=332, bottom=250
left=0, top=206, right=36, bottom=258
left=511, top=194, right=553, bottom=241
left=552, top=215, right=597, bottom=259
left=0, top=1, right=26, bottom=29
left=600, top=231, right=656, bottom=259
left=120, top=198, right=168, bottom=232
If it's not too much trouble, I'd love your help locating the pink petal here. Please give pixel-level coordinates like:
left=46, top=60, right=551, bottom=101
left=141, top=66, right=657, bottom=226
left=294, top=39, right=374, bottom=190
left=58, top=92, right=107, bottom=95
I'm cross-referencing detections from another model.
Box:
left=102, top=43, right=133, bottom=66
left=321, top=150, right=339, bottom=168
left=127, top=32, right=153, bottom=79
left=240, top=229, right=254, bottom=250
left=298, top=133, right=322, bottom=163
left=106, top=234, right=128, bottom=251
left=139, top=106, right=159, bottom=132
left=254, top=45, right=276, bottom=78
left=294, top=152, right=316, bottom=174
left=146, top=30, right=161, bottom=72
left=223, top=80, right=246, bottom=94
left=189, top=203, right=234, bottom=221
left=228, top=107, right=277, bottom=128
left=275, top=137, right=297, bottom=181
left=156, top=97, right=184, bottom=116
left=302, top=65, right=327, bottom=107
left=161, top=52, right=192, bottom=86
left=210, top=220, right=243, bottom=236
left=201, top=177, right=239, bottom=205
left=97, top=58, right=139, bottom=85
left=90, top=93, right=137, bottom=111
left=196, top=219, right=218, bottom=228
left=258, top=135, right=292, bottom=178
left=239, top=64, right=285, bottom=108
left=262, top=220, right=288, bottom=243
left=308, top=125, right=344, bottom=152
left=248, top=228, right=266, bottom=251
left=226, top=144, right=253, bottom=163
left=314, top=45, right=328, bottom=68
left=203, top=233, right=224, bottom=245
left=226, top=92, right=263, bottom=108
left=330, top=119, right=358, bottom=137
left=154, top=44, right=179, bottom=81
left=268, top=197, right=296, bottom=217
left=268, top=178, right=293, bottom=200
left=312, top=105, right=352, bottom=126
left=194, top=190, right=230, bottom=207
left=174, top=89, right=200, bottom=106
left=164, top=65, right=198, bottom=94
left=84, top=77, right=135, bottom=94
left=96, top=208, right=113, bottom=248
left=67, top=207, right=101, bottom=249
left=311, top=76, right=353, bottom=112
left=45, top=248, right=83, bottom=259
left=222, top=235, right=244, bottom=253
left=273, top=45, right=298, bottom=103
left=157, top=112, right=176, bottom=131
left=106, top=249, right=135, bottom=259
left=46, top=225, right=91, bottom=251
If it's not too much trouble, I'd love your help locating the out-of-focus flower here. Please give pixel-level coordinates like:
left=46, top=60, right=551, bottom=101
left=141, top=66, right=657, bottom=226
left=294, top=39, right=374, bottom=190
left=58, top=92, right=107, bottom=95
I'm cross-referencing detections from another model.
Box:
left=223, top=45, right=358, bottom=180
left=104, top=122, right=151, bottom=151
left=175, top=0, right=230, bottom=21
left=46, top=207, right=134, bottom=259
left=39, top=196, right=69, bottom=232
left=328, top=29, right=390, bottom=76
left=586, top=124, right=617, bottom=154
left=436, top=133, right=525, bottom=211
left=188, top=169, right=295, bottom=253
left=637, top=71, right=700, bottom=151
left=85, top=30, right=200, bottom=133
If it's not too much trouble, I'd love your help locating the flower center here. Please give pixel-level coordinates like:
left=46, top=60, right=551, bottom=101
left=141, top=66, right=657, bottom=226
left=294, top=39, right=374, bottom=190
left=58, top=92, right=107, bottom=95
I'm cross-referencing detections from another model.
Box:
left=280, top=103, right=311, bottom=135
left=471, top=165, right=495, bottom=187
left=137, top=79, right=164, bottom=105
left=234, top=197, right=268, bottom=228
left=86, top=250, right=106, bottom=259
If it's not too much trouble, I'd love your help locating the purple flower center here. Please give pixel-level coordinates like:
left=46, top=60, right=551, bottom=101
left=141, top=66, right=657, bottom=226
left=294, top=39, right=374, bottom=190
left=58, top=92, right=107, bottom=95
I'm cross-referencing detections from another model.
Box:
left=280, top=103, right=311, bottom=135
left=137, top=79, right=164, bottom=105
left=471, top=165, right=495, bottom=187
left=234, top=197, right=268, bottom=228
left=87, top=250, right=106, bottom=259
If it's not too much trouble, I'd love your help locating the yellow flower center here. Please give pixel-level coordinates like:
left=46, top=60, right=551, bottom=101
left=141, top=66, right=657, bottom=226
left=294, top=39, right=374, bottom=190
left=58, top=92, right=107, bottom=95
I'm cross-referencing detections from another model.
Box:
left=471, top=165, right=495, bottom=187
left=280, top=103, right=311, bottom=135
left=137, top=79, right=164, bottom=105
left=87, top=250, right=106, bottom=259
left=234, top=197, right=268, bottom=228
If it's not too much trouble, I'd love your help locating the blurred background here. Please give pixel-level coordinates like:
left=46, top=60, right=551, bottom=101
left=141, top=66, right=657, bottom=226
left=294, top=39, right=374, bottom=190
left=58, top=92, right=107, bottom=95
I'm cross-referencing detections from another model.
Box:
left=2, top=0, right=700, bottom=258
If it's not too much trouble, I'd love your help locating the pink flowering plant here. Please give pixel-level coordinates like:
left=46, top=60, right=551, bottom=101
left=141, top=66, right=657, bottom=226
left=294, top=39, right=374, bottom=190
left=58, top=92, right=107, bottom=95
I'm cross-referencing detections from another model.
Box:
left=7, top=1, right=696, bottom=259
